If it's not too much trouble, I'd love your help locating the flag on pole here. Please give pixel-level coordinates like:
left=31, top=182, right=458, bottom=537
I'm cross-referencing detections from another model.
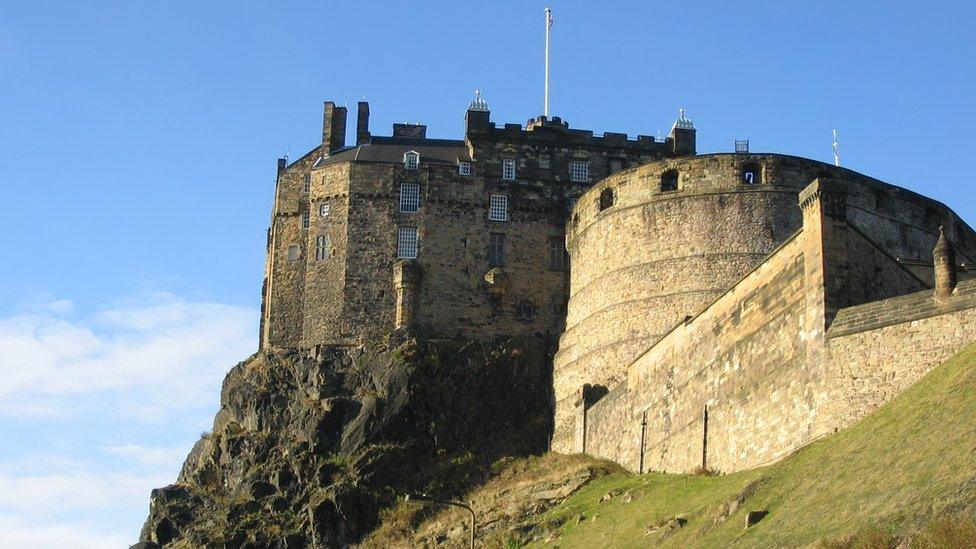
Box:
left=548, top=9, right=554, bottom=28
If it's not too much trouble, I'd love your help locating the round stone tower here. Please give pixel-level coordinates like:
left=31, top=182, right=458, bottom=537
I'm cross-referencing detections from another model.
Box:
left=551, top=152, right=975, bottom=452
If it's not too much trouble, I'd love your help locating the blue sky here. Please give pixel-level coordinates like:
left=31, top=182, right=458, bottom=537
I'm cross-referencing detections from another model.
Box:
left=1, top=0, right=974, bottom=545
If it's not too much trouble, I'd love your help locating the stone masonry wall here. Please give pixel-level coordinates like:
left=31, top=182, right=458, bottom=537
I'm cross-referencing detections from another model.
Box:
left=262, top=148, right=321, bottom=349
left=587, top=235, right=813, bottom=473
left=552, top=153, right=976, bottom=453
left=823, top=278, right=976, bottom=430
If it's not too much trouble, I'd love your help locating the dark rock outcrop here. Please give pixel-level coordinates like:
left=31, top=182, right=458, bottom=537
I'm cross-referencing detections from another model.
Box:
left=136, top=334, right=554, bottom=547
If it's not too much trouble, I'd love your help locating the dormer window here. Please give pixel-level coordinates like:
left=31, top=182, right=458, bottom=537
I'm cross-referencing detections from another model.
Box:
left=502, top=159, right=517, bottom=181
left=404, top=151, right=420, bottom=170
left=458, top=161, right=471, bottom=176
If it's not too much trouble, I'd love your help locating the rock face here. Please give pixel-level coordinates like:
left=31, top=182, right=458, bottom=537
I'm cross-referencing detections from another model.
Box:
left=137, top=334, right=554, bottom=547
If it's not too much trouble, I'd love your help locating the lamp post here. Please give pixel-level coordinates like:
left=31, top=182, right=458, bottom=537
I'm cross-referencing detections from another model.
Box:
left=404, top=493, right=476, bottom=549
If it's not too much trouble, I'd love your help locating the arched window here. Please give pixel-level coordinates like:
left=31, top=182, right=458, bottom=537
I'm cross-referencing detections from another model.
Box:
left=516, top=300, right=535, bottom=321
left=741, top=163, right=761, bottom=185
left=661, top=170, right=679, bottom=192
left=599, top=188, right=615, bottom=211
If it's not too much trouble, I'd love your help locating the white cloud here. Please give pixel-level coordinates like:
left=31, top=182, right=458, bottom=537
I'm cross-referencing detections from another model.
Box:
left=0, top=293, right=257, bottom=418
left=0, top=514, right=130, bottom=549
left=102, top=443, right=190, bottom=470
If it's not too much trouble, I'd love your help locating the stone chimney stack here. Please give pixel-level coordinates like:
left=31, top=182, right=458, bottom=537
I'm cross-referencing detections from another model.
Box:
left=356, top=101, right=371, bottom=145
left=322, top=101, right=347, bottom=155
left=934, top=225, right=958, bottom=302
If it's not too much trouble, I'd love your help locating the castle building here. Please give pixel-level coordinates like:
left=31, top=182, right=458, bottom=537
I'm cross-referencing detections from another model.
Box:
left=262, top=94, right=976, bottom=474
left=260, top=93, right=695, bottom=349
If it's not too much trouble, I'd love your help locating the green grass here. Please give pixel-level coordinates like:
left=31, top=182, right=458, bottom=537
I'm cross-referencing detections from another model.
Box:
left=526, top=343, right=976, bottom=547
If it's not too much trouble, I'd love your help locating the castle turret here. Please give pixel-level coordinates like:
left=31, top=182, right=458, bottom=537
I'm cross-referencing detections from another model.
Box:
left=934, top=225, right=958, bottom=302
left=465, top=90, right=491, bottom=137
left=322, top=101, right=347, bottom=155
left=668, top=108, right=696, bottom=155
left=356, top=101, right=371, bottom=145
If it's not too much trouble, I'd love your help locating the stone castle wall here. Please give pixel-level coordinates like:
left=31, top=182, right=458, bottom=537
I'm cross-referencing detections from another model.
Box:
left=824, top=279, right=976, bottom=429
left=552, top=154, right=976, bottom=453
left=262, top=102, right=694, bottom=350
left=570, top=177, right=976, bottom=473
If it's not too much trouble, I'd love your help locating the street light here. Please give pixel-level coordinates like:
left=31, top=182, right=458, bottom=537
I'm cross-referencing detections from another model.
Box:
left=404, top=493, right=476, bottom=549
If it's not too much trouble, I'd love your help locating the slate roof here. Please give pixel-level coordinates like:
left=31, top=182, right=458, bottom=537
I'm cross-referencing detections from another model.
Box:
left=314, top=137, right=470, bottom=168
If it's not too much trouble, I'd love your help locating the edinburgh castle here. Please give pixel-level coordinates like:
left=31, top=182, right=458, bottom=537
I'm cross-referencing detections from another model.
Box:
left=259, top=93, right=976, bottom=475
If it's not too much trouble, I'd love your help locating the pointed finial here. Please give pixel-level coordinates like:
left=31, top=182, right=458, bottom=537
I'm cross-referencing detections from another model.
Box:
left=468, top=89, right=490, bottom=111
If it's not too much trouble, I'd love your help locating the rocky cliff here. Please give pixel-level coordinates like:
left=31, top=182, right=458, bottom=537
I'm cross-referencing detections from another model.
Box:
left=135, top=334, right=555, bottom=547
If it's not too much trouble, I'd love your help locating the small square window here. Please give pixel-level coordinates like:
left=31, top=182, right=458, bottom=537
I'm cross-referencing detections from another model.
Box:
left=404, top=151, right=419, bottom=170
left=319, top=203, right=331, bottom=217
left=315, top=235, right=330, bottom=261
left=570, top=160, right=590, bottom=182
left=397, top=227, right=419, bottom=259
left=502, top=159, right=517, bottom=181
left=458, top=161, right=471, bottom=176
left=489, top=194, right=508, bottom=221
left=400, top=183, right=420, bottom=213
left=302, top=174, right=311, bottom=194
left=301, top=210, right=310, bottom=230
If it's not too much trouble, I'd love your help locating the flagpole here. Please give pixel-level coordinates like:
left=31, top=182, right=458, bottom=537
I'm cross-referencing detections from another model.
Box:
left=544, top=7, right=551, bottom=117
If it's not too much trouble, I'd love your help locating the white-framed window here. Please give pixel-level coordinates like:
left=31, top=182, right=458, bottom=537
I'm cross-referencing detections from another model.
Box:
left=489, top=194, right=508, bottom=221
left=302, top=174, right=311, bottom=194
left=502, top=159, right=517, bottom=181
left=458, top=161, right=471, bottom=176
left=287, top=244, right=300, bottom=261
left=570, top=160, right=590, bottom=182
left=399, top=183, right=420, bottom=213
left=404, top=151, right=420, bottom=170
left=301, top=210, right=310, bottom=230
left=315, top=235, right=330, bottom=261
left=397, top=227, right=419, bottom=259
left=319, top=203, right=331, bottom=217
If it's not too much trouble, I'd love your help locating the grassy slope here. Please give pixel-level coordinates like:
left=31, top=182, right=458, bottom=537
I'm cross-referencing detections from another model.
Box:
left=526, top=343, right=976, bottom=547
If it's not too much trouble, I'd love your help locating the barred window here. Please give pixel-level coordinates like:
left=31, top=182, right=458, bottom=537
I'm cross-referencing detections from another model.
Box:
left=319, top=203, right=331, bottom=217
left=397, top=227, right=418, bottom=259
left=489, top=194, right=508, bottom=221
left=570, top=160, right=589, bottom=182
left=516, top=300, right=535, bottom=321
left=549, top=236, right=568, bottom=271
left=502, top=159, right=517, bottom=181
left=404, top=151, right=419, bottom=170
left=287, top=244, right=300, bottom=261
left=400, top=183, right=420, bottom=213
left=489, top=232, right=506, bottom=267
left=458, top=161, right=471, bottom=176
left=301, top=210, right=310, bottom=230
left=315, top=235, right=330, bottom=261
left=302, top=174, right=311, bottom=194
